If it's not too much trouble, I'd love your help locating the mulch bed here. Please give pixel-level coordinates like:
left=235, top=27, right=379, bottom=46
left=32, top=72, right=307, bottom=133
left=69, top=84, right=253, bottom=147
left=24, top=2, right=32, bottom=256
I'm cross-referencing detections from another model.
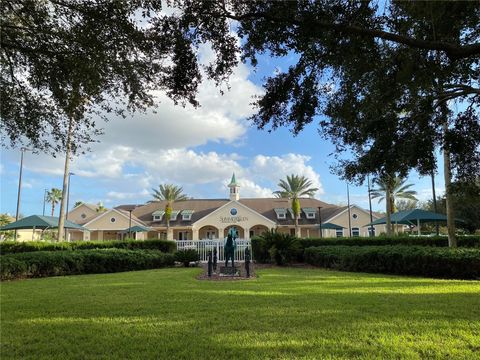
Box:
left=196, top=262, right=258, bottom=281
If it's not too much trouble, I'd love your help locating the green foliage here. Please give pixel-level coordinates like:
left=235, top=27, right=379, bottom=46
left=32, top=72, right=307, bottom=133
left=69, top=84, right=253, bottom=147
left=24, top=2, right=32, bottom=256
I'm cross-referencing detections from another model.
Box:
left=45, top=188, right=62, bottom=216
left=174, top=249, right=199, bottom=267
left=0, top=249, right=175, bottom=280
left=298, top=236, right=480, bottom=249
left=0, top=239, right=176, bottom=255
left=252, top=235, right=480, bottom=264
left=0, top=213, right=14, bottom=241
left=422, top=179, right=480, bottom=233
left=304, top=245, right=480, bottom=279
left=252, top=230, right=301, bottom=265
left=371, top=175, right=418, bottom=212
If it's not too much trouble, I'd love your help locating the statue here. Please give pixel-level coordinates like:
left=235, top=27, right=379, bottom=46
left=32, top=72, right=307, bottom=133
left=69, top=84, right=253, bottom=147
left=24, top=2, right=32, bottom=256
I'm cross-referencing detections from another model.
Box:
left=245, top=247, right=251, bottom=278
left=224, top=227, right=237, bottom=268
left=213, top=247, right=217, bottom=272
left=207, top=250, right=212, bottom=277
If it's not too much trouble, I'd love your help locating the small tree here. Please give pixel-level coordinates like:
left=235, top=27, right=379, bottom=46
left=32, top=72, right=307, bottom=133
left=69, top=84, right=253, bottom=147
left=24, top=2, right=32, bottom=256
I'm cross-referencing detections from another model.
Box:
left=371, top=175, right=418, bottom=235
left=46, top=188, right=62, bottom=216
left=152, top=184, right=188, bottom=240
left=274, top=174, right=318, bottom=237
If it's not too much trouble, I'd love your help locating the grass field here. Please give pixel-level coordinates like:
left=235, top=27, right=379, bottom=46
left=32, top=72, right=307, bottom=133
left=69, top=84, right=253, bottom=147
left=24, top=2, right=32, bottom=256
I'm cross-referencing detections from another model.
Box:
left=1, top=267, right=479, bottom=359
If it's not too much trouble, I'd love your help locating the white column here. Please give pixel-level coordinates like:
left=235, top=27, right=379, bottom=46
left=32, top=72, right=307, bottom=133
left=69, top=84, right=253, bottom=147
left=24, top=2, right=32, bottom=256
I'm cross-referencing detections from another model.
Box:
left=244, top=227, right=250, bottom=240
left=218, top=227, right=224, bottom=240
left=192, top=228, right=199, bottom=241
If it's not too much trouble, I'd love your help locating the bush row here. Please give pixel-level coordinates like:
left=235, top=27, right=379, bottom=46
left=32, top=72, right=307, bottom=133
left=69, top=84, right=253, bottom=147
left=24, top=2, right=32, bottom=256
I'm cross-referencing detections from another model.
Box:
left=0, top=239, right=176, bottom=255
left=304, top=245, right=480, bottom=279
left=251, top=235, right=480, bottom=263
left=298, top=235, right=480, bottom=249
left=0, top=249, right=175, bottom=280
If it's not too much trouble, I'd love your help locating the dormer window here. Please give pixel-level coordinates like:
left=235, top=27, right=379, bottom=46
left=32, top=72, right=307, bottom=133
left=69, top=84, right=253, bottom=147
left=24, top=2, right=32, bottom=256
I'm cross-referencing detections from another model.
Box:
left=302, top=208, right=316, bottom=219
left=170, top=210, right=180, bottom=221
left=181, top=210, right=194, bottom=221
left=274, top=208, right=287, bottom=220
left=152, top=210, right=165, bottom=221
left=287, top=208, right=295, bottom=219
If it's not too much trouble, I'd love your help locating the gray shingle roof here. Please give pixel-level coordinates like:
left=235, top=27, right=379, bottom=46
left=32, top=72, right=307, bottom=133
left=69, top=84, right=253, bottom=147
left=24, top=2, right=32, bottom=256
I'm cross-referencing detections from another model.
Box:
left=128, top=198, right=341, bottom=227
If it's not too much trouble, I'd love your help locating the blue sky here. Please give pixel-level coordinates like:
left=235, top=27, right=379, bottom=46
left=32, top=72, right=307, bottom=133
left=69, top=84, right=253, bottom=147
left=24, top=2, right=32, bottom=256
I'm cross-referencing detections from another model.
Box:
left=0, top=45, right=444, bottom=217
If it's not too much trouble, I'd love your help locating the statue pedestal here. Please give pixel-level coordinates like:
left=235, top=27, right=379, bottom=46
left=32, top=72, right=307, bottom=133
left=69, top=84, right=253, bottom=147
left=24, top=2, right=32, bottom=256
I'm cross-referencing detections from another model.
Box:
left=219, top=266, right=240, bottom=277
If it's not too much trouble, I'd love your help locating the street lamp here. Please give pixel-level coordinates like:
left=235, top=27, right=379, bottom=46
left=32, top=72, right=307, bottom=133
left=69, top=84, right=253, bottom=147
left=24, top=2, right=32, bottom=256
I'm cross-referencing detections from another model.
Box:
left=346, top=183, right=352, bottom=237
left=42, top=188, right=48, bottom=216
left=367, top=174, right=374, bottom=237
left=15, top=147, right=31, bottom=241
left=128, top=209, right=133, bottom=239
left=318, top=206, right=323, bottom=238
left=65, top=172, right=75, bottom=221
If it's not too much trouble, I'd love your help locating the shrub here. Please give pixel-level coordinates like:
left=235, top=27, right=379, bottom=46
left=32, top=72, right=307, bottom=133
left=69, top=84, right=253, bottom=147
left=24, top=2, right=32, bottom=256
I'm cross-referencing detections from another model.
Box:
left=0, top=239, right=176, bottom=255
left=252, top=230, right=301, bottom=265
left=0, top=249, right=175, bottom=280
left=304, top=245, right=480, bottom=279
left=174, top=249, right=199, bottom=267
left=298, top=235, right=480, bottom=249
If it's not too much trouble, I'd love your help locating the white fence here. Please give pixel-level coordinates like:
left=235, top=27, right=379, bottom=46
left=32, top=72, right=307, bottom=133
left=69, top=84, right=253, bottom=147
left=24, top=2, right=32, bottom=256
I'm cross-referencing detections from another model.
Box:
left=176, top=239, right=251, bottom=263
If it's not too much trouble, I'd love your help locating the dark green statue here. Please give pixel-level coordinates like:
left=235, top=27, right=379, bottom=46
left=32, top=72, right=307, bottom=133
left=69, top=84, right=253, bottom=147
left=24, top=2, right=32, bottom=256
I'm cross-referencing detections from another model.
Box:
left=224, top=227, right=237, bottom=267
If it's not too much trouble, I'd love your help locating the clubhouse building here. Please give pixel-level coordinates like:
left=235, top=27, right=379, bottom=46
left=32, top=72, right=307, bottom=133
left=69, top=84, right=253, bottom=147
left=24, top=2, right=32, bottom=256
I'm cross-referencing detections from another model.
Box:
left=67, top=175, right=387, bottom=241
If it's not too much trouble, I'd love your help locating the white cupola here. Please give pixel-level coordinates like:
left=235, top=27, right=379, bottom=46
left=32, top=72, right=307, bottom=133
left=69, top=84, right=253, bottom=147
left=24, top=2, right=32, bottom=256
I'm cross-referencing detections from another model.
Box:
left=228, top=173, right=240, bottom=201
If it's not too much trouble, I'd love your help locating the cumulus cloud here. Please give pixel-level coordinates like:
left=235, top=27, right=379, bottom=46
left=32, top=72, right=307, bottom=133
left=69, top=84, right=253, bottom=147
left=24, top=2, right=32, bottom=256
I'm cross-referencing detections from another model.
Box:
left=248, top=154, right=324, bottom=196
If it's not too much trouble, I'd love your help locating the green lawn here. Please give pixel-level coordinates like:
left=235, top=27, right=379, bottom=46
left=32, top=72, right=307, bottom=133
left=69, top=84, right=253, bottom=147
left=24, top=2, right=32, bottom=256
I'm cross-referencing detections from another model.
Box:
left=1, top=268, right=479, bottom=359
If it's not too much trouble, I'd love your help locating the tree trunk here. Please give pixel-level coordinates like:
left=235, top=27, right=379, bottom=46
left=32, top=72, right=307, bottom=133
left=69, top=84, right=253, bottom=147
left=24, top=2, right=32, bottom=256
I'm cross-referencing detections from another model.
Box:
left=57, top=116, right=74, bottom=242
left=443, top=122, right=457, bottom=247
left=51, top=204, right=54, bottom=217
left=385, top=187, right=393, bottom=236
left=295, top=216, right=300, bottom=238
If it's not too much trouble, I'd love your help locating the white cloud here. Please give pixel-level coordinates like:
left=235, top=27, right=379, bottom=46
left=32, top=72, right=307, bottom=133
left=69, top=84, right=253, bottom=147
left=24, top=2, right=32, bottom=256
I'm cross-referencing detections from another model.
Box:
left=248, top=154, right=324, bottom=196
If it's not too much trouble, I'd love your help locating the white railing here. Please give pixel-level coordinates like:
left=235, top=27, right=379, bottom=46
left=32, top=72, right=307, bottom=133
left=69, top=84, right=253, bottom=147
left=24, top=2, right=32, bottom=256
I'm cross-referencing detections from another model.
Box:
left=176, top=239, right=251, bottom=263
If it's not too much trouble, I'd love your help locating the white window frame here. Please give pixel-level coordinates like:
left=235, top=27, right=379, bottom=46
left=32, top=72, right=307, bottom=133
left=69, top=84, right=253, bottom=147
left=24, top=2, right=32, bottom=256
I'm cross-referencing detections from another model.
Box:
left=336, top=229, right=343, bottom=238
left=306, top=212, right=315, bottom=219
left=153, top=215, right=161, bottom=221
left=277, top=213, right=286, bottom=219
left=352, top=227, right=360, bottom=237
left=182, top=214, right=192, bottom=221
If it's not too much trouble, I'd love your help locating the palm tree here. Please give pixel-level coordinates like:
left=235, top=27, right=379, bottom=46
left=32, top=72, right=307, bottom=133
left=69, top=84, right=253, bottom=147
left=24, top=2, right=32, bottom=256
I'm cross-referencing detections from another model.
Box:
left=152, top=184, right=188, bottom=240
left=73, top=201, right=84, bottom=208
left=46, top=188, right=62, bottom=216
left=371, top=175, right=418, bottom=235
left=274, top=174, right=318, bottom=237
left=96, top=202, right=107, bottom=212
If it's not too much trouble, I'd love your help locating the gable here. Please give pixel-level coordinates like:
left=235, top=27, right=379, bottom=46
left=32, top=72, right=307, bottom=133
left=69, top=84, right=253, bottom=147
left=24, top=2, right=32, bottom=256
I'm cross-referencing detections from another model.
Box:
left=193, top=200, right=276, bottom=229
left=83, top=209, right=144, bottom=231
left=67, top=204, right=99, bottom=225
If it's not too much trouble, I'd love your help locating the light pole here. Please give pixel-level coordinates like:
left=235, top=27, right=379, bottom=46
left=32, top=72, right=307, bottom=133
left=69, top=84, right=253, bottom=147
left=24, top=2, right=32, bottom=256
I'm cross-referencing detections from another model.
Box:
left=42, top=188, right=47, bottom=216
left=367, top=174, right=374, bottom=237
left=318, top=206, right=323, bottom=238
left=128, top=210, right=133, bottom=239
left=347, top=183, right=352, bottom=237
left=15, top=147, right=30, bottom=241
left=65, top=172, right=75, bottom=221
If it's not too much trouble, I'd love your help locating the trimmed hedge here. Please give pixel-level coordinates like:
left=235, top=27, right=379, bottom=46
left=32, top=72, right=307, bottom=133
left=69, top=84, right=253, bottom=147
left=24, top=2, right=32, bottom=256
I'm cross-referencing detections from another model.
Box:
left=0, top=249, right=175, bottom=280
left=174, top=249, right=199, bottom=267
left=0, top=239, right=176, bottom=255
left=304, top=245, right=480, bottom=279
left=251, top=235, right=480, bottom=263
left=298, top=235, right=480, bottom=248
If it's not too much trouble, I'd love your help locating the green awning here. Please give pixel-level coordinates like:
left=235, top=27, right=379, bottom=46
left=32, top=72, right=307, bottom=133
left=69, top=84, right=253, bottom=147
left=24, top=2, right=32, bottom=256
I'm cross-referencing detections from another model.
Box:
left=365, top=209, right=449, bottom=227
left=122, top=225, right=151, bottom=233
left=320, top=222, right=345, bottom=230
left=0, top=215, right=86, bottom=231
